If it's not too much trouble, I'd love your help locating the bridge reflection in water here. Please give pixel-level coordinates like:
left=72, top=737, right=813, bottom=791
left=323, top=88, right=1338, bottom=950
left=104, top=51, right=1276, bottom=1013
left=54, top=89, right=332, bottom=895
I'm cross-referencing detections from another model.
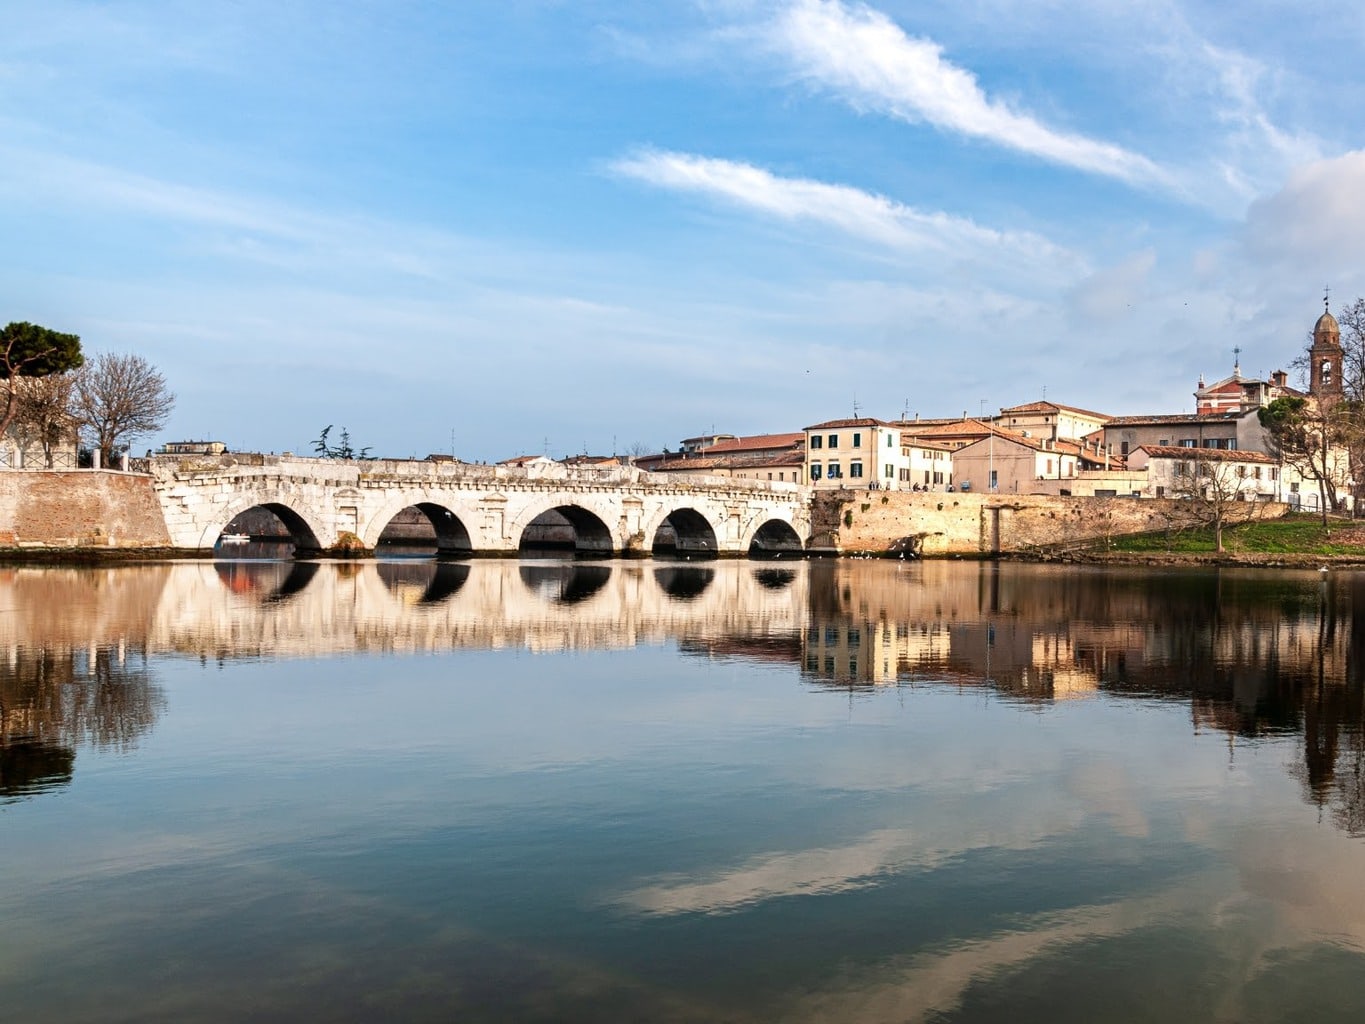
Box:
left=8, top=558, right=1365, bottom=1022
left=3, top=560, right=1364, bottom=834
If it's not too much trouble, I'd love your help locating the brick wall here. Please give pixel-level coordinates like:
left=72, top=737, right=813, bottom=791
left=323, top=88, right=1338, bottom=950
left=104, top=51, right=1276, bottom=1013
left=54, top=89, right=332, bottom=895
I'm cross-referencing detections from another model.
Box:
left=814, top=489, right=1285, bottom=556
left=0, top=472, right=172, bottom=548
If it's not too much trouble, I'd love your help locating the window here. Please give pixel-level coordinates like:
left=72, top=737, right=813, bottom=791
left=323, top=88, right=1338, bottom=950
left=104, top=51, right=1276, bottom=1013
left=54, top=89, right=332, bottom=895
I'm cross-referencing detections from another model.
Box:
left=1270, top=468, right=1278, bottom=481
left=827, top=461, right=841, bottom=478
left=1156, top=485, right=1166, bottom=497
left=1046, top=458, right=1053, bottom=475
left=1180, top=439, right=1196, bottom=447
left=828, top=434, right=838, bottom=448
left=899, top=468, right=909, bottom=481
left=989, top=469, right=998, bottom=490
left=810, top=435, right=822, bottom=449
left=1120, top=441, right=1129, bottom=456
left=1158, top=438, right=1168, bottom=446
left=933, top=471, right=943, bottom=484
left=1323, top=359, right=1334, bottom=387
left=884, top=463, right=895, bottom=479
left=850, top=461, right=864, bottom=478
left=886, top=433, right=894, bottom=448
left=852, top=432, right=862, bottom=448
left=767, top=472, right=772, bottom=480
left=810, top=463, right=822, bottom=480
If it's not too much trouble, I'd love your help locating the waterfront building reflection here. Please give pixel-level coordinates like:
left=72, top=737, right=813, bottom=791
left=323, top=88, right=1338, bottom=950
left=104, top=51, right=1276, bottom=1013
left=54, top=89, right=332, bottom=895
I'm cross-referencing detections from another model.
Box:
left=2, top=559, right=1363, bottom=835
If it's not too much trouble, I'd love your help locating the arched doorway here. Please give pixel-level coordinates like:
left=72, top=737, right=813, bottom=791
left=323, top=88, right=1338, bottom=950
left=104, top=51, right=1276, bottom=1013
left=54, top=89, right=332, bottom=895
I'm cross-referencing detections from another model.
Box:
left=651, top=508, right=719, bottom=558
left=376, top=503, right=473, bottom=558
left=518, top=505, right=615, bottom=557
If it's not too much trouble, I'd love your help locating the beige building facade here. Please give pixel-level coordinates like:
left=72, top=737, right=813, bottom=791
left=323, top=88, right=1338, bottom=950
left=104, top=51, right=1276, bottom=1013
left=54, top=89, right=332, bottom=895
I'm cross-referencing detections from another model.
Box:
left=804, top=418, right=909, bottom=489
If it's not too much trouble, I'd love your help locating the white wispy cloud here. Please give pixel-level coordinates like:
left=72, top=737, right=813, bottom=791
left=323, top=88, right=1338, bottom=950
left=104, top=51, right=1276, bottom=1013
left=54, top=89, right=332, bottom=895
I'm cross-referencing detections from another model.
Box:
left=611, top=148, right=1071, bottom=265
left=760, top=0, right=1169, bottom=187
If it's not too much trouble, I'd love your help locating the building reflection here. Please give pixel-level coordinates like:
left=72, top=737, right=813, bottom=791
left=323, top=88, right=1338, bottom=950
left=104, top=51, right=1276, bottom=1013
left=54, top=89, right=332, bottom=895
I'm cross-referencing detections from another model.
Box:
left=1, top=559, right=1363, bottom=832
left=797, top=561, right=1365, bottom=837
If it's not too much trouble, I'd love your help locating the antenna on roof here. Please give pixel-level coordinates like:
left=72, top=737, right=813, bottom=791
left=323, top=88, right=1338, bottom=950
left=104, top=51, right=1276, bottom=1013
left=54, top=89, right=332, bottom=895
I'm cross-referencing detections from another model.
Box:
left=852, top=394, right=860, bottom=418
left=902, top=398, right=909, bottom=421
left=1325, top=284, right=1331, bottom=312
left=1042, top=384, right=1047, bottom=401
left=1233, top=345, right=1241, bottom=376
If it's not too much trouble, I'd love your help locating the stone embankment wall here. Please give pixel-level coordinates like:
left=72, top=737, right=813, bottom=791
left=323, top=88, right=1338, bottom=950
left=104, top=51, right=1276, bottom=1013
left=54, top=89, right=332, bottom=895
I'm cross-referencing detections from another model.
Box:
left=0, top=471, right=171, bottom=548
left=812, top=489, right=1286, bottom=556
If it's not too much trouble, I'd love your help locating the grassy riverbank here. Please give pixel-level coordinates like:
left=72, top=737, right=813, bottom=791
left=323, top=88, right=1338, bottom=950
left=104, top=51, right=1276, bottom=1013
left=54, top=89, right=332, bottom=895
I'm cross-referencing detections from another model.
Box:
left=1084, top=513, right=1365, bottom=564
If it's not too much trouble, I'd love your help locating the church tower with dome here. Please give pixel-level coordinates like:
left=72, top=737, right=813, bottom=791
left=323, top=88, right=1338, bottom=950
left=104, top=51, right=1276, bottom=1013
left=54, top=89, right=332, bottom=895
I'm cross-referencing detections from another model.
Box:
left=1309, top=292, right=1343, bottom=402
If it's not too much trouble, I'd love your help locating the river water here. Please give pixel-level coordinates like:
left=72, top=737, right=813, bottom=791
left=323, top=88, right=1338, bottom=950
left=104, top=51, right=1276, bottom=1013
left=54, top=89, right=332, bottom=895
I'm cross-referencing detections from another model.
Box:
left=2, top=558, right=1364, bottom=1022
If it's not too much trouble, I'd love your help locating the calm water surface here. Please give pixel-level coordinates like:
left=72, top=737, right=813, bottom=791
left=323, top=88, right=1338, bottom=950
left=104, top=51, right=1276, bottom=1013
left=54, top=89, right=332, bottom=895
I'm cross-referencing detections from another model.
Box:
left=3, top=558, right=1365, bottom=1022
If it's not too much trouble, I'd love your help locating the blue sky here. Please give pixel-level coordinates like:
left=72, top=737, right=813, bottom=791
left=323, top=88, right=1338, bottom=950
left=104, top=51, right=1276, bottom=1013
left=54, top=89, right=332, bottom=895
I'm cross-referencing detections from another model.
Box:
left=4, top=0, right=1365, bottom=460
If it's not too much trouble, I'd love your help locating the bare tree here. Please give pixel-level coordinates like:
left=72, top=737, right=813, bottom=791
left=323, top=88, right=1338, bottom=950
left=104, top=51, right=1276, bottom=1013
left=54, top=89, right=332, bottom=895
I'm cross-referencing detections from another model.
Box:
left=72, top=353, right=175, bottom=465
left=1333, top=297, right=1365, bottom=516
left=1260, top=395, right=1352, bottom=525
left=1166, top=449, right=1262, bottom=553
left=12, top=373, right=79, bottom=467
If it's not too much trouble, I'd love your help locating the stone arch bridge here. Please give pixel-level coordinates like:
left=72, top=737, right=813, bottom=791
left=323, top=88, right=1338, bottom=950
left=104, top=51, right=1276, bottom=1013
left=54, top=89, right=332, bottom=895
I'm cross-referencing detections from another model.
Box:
left=147, top=454, right=811, bottom=557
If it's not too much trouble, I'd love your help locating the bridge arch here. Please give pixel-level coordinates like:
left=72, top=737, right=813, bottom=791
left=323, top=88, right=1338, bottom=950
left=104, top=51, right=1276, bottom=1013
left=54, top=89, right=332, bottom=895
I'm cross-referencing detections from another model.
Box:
left=645, top=505, right=720, bottom=557
left=376, top=561, right=471, bottom=604
left=653, top=565, right=715, bottom=600
left=364, top=497, right=477, bottom=556
left=519, top=563, right=613, bottom=604
left=203, top=498, right=330, bottom=554
left=511, top=497, right=622, bottom=556
left=214, top=561, right=320, bottom=603
left=742, top=516, right=805, bottom=556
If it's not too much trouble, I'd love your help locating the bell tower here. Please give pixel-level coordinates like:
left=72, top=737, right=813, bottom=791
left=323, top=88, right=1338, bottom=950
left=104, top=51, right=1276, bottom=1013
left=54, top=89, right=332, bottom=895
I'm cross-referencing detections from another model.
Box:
left=1310, top=289, right=1343, bottom=402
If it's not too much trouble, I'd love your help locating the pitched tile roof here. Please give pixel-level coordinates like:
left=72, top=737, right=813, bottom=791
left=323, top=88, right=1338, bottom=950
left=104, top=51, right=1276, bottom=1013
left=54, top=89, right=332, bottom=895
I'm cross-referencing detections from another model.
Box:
left=804, top=417, right=890, bottom=430
left=1133, top=445, right=1277, bottom=464
left=998, top=399, right=1111, bottom=420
